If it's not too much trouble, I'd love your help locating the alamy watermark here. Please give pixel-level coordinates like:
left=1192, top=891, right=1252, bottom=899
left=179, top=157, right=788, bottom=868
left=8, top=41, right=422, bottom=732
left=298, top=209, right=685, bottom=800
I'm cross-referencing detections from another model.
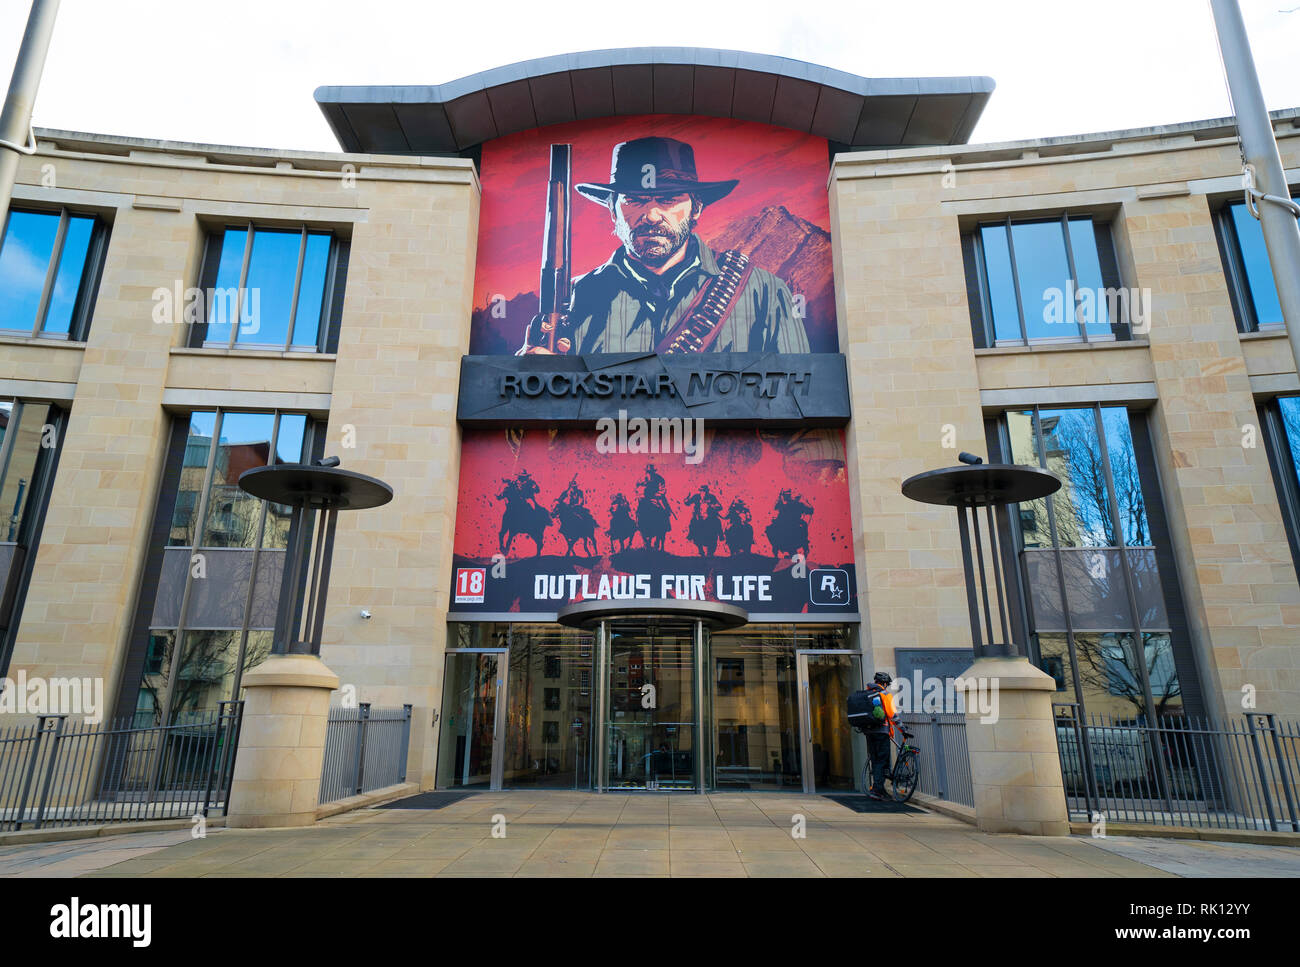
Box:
left=1042, top=281, right=1151, bottom=335
left=151, top=282, right=261, bottom=335
left=595, top=409, right=705, bottom=465
left=892, top=672, right=1000, bottom=724
left=0, top=671, right=104, bottom=723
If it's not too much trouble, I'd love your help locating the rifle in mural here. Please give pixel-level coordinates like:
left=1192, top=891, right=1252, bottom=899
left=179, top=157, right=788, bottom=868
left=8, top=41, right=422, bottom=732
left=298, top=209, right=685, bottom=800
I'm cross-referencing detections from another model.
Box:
left=527, top=143, right=573, bottom=353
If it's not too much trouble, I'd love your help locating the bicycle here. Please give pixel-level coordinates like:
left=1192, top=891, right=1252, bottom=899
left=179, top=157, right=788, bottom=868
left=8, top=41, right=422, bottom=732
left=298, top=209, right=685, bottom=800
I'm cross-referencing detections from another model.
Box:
left=859, top=726, right=921, bottom=803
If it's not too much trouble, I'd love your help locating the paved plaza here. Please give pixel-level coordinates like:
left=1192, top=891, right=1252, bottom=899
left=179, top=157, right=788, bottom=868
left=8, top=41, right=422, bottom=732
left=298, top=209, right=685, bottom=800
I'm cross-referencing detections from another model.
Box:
left=0, top=792, right=1296, bottom=878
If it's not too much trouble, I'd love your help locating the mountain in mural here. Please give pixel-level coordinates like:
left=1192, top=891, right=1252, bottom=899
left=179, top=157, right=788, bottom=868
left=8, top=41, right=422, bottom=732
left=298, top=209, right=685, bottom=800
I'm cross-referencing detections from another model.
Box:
left=469, top=203, right=837, bottom=354
left=704, top=204, right=836, bottom=347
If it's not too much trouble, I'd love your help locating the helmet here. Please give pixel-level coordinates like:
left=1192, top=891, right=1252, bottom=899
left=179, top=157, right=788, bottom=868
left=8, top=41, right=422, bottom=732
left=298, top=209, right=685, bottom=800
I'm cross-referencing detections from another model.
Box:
left=873, top=671, right=893, bottom=687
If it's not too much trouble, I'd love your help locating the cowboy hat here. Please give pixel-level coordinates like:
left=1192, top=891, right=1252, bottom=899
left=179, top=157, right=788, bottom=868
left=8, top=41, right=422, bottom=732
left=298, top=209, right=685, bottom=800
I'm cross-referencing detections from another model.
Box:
left=575, top=137, right=739, bottom=206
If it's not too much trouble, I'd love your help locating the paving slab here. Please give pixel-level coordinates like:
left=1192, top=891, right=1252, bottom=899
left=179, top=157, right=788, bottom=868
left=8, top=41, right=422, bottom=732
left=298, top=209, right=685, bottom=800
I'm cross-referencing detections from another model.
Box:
left=0, top=792, right=1262, bottom=878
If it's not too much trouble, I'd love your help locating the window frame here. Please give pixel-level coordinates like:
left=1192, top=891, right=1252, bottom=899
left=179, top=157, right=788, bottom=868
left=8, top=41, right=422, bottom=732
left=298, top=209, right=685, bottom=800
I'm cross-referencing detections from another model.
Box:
left=0, top=205, right=108, bottom=341
left=131, top=407, right=319, bottom=725
left=0, top=400, right=68, bottom=679
left=968, top=212, right=1129, bottom=348
left=1258, top=395, right=1300, bottom=584
left=1213, top=195, right=1297, bottom=334
left=189, top=222, right=345, bottom=354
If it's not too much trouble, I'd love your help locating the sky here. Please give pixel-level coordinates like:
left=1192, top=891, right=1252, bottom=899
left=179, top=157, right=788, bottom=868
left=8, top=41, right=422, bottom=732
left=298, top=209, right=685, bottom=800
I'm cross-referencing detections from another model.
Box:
left=0, top=0, right=1298, bottom=153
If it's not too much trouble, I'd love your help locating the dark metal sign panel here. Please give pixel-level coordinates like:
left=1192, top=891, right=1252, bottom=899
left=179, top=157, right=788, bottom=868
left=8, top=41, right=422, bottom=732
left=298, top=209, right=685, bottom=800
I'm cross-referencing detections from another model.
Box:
left=457, top=352, right=850, bottom=427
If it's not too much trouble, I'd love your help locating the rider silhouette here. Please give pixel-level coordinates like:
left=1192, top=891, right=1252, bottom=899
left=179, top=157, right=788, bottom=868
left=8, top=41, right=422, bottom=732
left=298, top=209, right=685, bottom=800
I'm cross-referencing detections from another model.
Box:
left=516, top=470, right=541, bottom=507
left=562, top=475, right=586, bottom=508
left=685, top=484, right=722, bottom=519
left=640, top=464, right=666, bottom=499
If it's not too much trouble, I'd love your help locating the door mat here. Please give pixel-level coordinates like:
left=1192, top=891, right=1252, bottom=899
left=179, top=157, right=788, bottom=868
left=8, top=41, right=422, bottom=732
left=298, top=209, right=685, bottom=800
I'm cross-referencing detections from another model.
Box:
left=377, top=791, right=480, bottom=810
left=822, top=794, right=926, bottom=815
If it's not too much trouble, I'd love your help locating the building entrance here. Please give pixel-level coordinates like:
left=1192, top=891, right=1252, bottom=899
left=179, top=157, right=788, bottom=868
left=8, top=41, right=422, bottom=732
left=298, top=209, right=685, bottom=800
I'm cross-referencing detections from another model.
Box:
left=439, top=620, right=863, bottom=793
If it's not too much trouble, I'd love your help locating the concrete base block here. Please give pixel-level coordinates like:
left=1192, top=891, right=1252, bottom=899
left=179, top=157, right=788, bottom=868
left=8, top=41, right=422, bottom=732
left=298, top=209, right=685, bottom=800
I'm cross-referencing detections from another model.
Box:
left=226, top=654, right=338, bottom=830
left=960, top=655, right=1070, bottom=837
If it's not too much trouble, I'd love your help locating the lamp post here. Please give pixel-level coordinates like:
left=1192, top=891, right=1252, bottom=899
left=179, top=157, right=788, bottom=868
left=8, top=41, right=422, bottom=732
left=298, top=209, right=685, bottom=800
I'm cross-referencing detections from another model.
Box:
left=900, top=453, right=1072, bottom=835
left=901, top=453, right=1059, bottom=659
left=0, top=0, right=61, bottom=218
left=225, top=456, right=393, bottom=828
left=1210, top=0, right=1300, bottom=365
left=237, top=456, right=393, bottom=656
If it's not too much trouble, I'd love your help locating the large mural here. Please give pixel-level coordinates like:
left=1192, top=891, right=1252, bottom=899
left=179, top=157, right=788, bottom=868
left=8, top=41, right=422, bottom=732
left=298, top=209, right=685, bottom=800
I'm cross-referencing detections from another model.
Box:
left=452, top=114, right=853, bottom=617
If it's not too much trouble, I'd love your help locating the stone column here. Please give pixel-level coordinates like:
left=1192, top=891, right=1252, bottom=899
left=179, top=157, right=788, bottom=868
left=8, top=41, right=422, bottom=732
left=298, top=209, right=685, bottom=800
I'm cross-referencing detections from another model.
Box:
left=961, top=656, right=1070, bottom=836
left=226, top=654, right=339, bottom=828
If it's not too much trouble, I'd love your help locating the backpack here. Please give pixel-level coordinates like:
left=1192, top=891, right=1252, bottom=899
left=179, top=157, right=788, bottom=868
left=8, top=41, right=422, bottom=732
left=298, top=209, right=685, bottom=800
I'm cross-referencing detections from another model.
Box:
left=846, top=685, right=889, bottom=732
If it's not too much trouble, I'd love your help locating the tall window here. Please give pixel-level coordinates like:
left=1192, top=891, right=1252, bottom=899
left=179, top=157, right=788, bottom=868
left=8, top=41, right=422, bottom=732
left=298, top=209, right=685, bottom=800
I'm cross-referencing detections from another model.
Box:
left=1003, top=405, right=1184, bottom=723
left=964, top=214, right=1129, bottom=347
left=188, top=224, right=347, bottom=352
left=0, top=207, right=108, bottom=340
left=0, top=399, right=65, bottom=677
left=1260, top=395, right=1300, bottom=582
left=1215, top=198, right=1296, bottom=332
left=133, top=409, right=314, bottom=726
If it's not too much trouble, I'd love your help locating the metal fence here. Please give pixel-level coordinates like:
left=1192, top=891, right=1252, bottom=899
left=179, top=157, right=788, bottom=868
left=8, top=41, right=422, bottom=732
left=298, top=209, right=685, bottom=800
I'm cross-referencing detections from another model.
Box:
left=898, top=712, right=974, bottom=808
left=1053, top=704, right=1300, bottom=832
left=0, top=701, right=243, bottom=832
left=319, top=704, right=412, bottom=806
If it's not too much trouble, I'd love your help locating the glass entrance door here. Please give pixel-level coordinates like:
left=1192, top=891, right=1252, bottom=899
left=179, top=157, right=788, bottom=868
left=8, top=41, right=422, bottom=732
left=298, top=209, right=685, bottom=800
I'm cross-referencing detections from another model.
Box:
left=709, top=634, right=803, bottom=790
left=604, top=620, right=696, bottom=791
left=796, top=651, right=865, bottom=793
left=437, top=650, right=507, bottom=789
left=502, top=626, right=594, bottom=789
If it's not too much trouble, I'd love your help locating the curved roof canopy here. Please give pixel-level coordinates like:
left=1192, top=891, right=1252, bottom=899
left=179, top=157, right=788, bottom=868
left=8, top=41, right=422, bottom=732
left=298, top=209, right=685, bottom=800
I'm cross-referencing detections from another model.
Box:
left=315, top=47, right=994, bottom=154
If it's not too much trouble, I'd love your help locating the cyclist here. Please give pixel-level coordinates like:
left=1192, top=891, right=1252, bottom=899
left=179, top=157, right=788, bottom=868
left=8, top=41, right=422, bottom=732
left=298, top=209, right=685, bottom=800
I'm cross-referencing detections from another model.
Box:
left=862, top=671, right=898, bottom=800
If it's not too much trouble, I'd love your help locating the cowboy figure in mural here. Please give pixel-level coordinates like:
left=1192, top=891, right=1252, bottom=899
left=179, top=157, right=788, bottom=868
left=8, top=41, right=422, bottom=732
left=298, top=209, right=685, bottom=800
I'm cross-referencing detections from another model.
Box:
left=520, top=136, right=810, bottom=355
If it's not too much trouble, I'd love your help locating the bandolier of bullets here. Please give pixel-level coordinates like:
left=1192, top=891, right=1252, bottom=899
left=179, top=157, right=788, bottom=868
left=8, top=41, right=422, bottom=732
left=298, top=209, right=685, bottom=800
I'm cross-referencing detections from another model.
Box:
left=663, top=250, right=751, bottom=354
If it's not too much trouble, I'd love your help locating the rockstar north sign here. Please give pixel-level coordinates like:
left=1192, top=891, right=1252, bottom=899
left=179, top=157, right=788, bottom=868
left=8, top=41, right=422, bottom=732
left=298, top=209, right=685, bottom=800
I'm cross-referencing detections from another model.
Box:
left=456, top=352, right=851, bottom=427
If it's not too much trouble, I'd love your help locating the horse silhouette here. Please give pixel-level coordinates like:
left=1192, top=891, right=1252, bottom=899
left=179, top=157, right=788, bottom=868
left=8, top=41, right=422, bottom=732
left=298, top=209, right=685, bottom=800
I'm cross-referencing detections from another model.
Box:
left=685, top=487, right=723, bottom=557
left=497, top=478, right=550, bottom=557
left=551, top=494, right=598, bottom=557
left=766, top=490, right=813, bottom=558
left=636, top=491, right=673, bottom=551
left=607, top=493, right=637, bottom=553
left=723, top=498, right=754, bottom=556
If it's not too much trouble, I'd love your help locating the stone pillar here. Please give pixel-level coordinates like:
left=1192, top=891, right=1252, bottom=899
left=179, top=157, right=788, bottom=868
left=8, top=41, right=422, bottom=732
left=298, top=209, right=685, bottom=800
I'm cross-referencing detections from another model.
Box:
left=226, top=654, right=339, bottom=828
left=961, top=656, right=1070, bottom=836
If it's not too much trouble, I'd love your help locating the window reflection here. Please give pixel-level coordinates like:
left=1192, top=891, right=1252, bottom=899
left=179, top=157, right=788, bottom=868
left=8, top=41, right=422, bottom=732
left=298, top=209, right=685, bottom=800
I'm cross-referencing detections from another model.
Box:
left=199, top=226, right=335, bottom=351
left=0, top=209, right=104, bottom=339
left=42, top=216, right=95, bottom=336
left=1011, top=405, right=1179, bottom=722
left=979, top=224, right=1022, bottom=342
left=0, top=211, right=59, bottom=332
left=1039, top=408, right=1114, bottom=547
left=1012, top=221, right=1073, bottom=342
left=201, top=411, right=275, bottom=548
left=292, top=233, right=331, bottom=348
left=0, top=402, right=46, bottom=541
left=242, top=229, right=300, bottom=347
left=169, top=412, right=216, bottom=547
left=140, top=409, right=311, bottom=725
left=1227, top=201, right=1285, bottom=328
left=974, top=215, right=1121, bottom=345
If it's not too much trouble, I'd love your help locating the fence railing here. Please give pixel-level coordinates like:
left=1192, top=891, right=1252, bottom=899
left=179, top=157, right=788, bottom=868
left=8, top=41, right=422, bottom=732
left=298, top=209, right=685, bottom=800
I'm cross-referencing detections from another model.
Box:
left=1053, top=704, right=1300, bottom=832
left=319, top=704, right=412, bottom=806
left=0, top=701, right=243, bottom=832
left=897, top=712, right=974, bottom=808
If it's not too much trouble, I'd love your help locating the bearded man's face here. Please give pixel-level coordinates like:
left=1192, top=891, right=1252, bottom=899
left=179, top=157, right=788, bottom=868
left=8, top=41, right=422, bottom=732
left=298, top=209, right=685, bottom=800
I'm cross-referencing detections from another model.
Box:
left=612, top=192, right=701, bottom=266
